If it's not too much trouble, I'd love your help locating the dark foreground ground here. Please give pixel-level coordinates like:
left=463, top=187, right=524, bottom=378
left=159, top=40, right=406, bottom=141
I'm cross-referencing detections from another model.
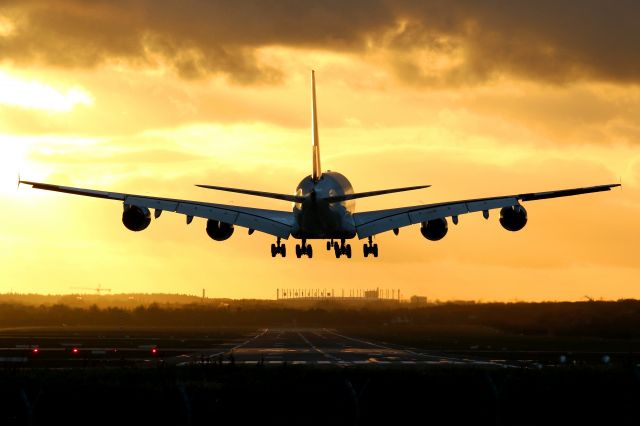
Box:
left=1, top=325, right=640, bottom=425
left=2, top=364, right=640, bottom=425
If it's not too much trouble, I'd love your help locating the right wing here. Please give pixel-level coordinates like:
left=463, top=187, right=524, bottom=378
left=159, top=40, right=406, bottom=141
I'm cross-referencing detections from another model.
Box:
left=20, top=180, right=294, bottom=239
left=354, top=184, right=620, bottom=239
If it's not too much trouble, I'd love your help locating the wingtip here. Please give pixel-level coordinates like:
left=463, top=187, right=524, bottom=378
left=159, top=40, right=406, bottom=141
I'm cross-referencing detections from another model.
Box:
left=17, top=173, right=25, bottom=190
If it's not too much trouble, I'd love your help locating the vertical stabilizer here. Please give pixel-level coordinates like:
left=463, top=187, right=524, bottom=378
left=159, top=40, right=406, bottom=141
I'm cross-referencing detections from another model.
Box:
left=311, top=70, right=322, bottom=181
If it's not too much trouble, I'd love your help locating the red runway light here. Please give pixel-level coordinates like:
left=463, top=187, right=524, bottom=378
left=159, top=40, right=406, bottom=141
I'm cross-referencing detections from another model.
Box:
left=32, top=348, right=39, bottom=354
left=72, top=347, right=79, bottom=354
left=151, top=348, right=158, bottom=354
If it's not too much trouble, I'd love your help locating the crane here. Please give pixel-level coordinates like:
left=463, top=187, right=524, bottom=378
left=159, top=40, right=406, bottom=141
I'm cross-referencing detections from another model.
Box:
left=70, top=284, right=112, bottom=295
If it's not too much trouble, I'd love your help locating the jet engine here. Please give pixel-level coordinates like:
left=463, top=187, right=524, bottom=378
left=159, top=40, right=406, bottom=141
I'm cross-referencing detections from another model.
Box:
left=420, top=218, right=448, bottom=241
left=122, top=205, right=151, bottom=231
left=499, top=205, right=528, bottom=232
left=206, top=220, right=234, bottom=241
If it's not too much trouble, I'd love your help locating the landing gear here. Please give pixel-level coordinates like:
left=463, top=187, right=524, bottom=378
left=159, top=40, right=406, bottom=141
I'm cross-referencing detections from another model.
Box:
left=271, top=238, right=286, bottom=257
left=295, top=239, right=313, bottom=258
left=363, top=237, right=378, bottom=258
left=334, top=239, right=352, bottom=259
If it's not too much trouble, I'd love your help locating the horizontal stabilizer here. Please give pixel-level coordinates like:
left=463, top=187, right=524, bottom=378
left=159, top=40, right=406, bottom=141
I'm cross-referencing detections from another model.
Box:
left=326, top=185, right=430, bottom=203
left=196, top=184, right=305, bottom=203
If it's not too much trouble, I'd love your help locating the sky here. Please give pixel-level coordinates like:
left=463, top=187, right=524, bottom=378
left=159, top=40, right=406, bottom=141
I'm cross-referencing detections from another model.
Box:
left=0, top=0, right=638, bottom=301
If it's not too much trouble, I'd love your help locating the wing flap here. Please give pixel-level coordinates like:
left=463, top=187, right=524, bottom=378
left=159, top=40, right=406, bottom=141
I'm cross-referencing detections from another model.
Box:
left=466, top=197, right=518, bottom=212
left=408, top=202, right=472, bottom=224
left=356, top=213, right=412, bottom=239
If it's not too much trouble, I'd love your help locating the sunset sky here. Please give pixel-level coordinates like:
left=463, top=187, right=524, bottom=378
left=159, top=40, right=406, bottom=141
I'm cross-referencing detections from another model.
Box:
left=0, top=1, right=638, bottom=301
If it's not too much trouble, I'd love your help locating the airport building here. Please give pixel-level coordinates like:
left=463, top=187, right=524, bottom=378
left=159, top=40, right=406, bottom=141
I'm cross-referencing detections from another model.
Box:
left=276, top=288, right=403, bottom=303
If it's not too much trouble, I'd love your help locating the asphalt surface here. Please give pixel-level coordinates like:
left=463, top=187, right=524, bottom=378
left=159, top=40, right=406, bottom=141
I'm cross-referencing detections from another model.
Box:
left=169, top=328, right=508, bottom=367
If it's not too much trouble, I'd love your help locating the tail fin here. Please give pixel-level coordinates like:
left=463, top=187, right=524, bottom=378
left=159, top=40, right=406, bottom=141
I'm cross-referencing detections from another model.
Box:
left=311, top=70, right=322, bottom=181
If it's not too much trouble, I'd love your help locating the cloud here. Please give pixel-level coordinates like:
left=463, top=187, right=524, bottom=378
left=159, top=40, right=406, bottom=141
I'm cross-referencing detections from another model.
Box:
left=1, top=1, right=638, bottom=86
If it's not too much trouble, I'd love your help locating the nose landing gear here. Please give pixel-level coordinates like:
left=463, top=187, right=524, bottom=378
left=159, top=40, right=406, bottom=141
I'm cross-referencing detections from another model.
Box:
left=295, top=239, right=313, bottom=258
left=326, top=239, right=334, bottom=251
left=271, top=238, right=286, bottom=257
left=334, top=239, right=352, bottom=259
left=363, top=237, right=378, bottom=258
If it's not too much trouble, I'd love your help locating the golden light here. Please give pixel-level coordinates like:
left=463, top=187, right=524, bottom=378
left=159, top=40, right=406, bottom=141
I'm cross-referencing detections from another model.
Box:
left=0, top=136, right=25, bottom=194
left=0, top=71, right=93, bottom=112
left=0, top=15, right=14, bottom=37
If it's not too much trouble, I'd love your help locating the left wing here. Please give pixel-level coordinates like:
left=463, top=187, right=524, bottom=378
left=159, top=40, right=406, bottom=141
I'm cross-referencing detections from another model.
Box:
left=354, top=184, right=620, bottom=239
left=19, top=180, right=294, bottom=239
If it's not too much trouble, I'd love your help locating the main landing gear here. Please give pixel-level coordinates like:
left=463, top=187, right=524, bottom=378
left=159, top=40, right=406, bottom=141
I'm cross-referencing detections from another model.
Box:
left=331, top=239, right=352, bottom=259
left=271, top=238, right=286, bottom=257
left=295, top=239, right=313, bottom=258
left=363, top=237, right=379, bottom=258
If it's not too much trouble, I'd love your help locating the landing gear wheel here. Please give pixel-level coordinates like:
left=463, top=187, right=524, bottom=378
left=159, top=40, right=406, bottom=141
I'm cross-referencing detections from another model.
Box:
left=271, top=243, right=277, bottom=257
left=326, top=241, right=331, bottom=251
left=281, top=244, right=286, bottom=257
left=334, top=245, right=341, bottom=258
left=372, top=243, right=378, bottom=258
left=307, top=245, right=313, bottom=258
left=346, top=244, right=352, bottom=259
left=295, top=244, right=302, bottom=258
left=363, top=244, right=369, bottom=257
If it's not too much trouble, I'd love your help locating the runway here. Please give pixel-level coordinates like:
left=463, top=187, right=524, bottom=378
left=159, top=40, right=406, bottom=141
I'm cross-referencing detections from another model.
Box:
left=170, top=327, right=509, bottom=367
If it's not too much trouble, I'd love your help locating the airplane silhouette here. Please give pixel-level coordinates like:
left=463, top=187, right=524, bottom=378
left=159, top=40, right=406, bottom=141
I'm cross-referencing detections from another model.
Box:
left=20, top=71, right=620, bottom=259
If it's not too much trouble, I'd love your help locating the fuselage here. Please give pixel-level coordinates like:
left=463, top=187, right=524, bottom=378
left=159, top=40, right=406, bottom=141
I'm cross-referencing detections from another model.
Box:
left=291, top=171, right=357, bottom=239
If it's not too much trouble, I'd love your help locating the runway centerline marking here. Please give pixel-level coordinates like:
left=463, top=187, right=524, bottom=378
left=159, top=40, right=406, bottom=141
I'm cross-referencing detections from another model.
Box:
left=297, top=331, right=348, bottom=365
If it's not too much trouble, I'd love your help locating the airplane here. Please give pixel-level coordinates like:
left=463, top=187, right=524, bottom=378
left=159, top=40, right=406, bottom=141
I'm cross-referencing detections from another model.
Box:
left=20, top=71, right=620, bottom=259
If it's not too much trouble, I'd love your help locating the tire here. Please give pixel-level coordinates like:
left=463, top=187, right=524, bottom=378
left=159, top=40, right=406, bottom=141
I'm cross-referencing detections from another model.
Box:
left=307, top=245, right=313, bottom=258
left=346, top=244, right=352, bottom=259
left=326, top=241, right=331, bottom=250
left=295, top=244, right=302, bottom=258
left=363, top=245, right=369, bottom=257
left=281, top=244, right=286, bottom=257
left=373, top=244, right=379, bottom=258
left=271, top=243, right=276, bottom=257
left=334, top=245, right=341, bottom=258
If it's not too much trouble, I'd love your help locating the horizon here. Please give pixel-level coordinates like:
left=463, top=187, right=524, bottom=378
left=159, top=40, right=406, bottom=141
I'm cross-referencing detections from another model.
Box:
left=0, top=291, right=632, bottom=305
left=1, top=2, right=638, bottom=301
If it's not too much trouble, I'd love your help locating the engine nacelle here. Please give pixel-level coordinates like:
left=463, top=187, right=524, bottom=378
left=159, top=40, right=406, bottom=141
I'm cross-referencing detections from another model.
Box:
left=206, top=220, right=234, bottom=241
left=122, top=205, right=151, bottom=232
left=420, top=218, right=448, bottom=241
left=500, top=205, right=528, bottom=232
